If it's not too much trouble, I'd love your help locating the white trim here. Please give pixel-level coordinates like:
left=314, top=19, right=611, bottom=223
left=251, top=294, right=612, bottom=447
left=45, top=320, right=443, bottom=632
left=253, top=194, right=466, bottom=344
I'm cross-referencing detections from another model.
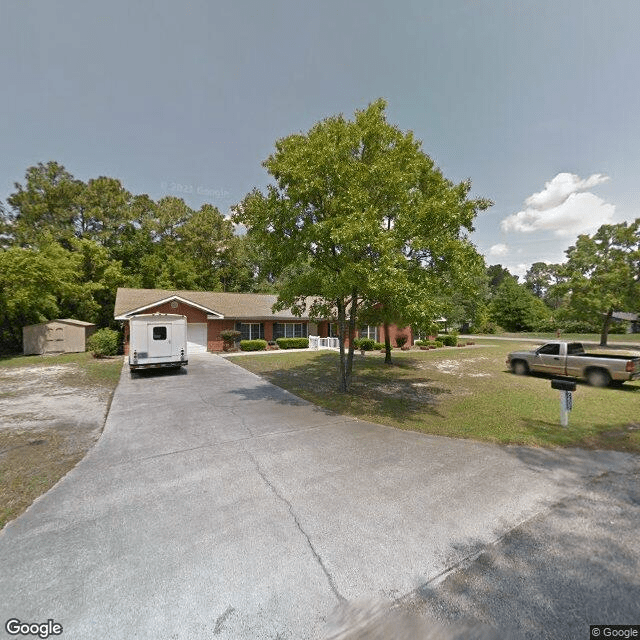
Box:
left=115, top=295, right=224, bottom=320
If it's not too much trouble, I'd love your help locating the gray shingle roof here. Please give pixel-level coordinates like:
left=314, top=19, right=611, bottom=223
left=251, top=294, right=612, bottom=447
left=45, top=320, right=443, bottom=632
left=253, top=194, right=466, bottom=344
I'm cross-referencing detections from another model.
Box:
left=114, top=288, right=315, bottom=321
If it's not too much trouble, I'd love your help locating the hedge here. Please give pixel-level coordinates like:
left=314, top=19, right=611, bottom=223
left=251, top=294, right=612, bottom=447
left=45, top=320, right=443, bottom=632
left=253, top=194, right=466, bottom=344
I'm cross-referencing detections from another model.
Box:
left=86, top=328, right=120, bottom=357
left=275, top=337, right=309, bottom=349
left=441, top=334, right=458, bottom=347
left=240, top=339, right=268, bottom=351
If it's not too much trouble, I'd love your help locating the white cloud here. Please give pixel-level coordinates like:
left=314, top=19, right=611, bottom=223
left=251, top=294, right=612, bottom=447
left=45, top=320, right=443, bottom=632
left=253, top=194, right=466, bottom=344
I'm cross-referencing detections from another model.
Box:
left=524, top=172, right=609, bottom=210
left=488, top=243, right=509, bottom=256
left=501, top=172, right=615, bottom=237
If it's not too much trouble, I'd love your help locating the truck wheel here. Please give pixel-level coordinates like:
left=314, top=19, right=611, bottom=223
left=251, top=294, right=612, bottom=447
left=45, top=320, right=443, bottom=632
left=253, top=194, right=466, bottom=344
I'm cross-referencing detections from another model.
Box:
left=512, top=360, right=529, bottom=376
left=586, top=369, right=611, bottom=387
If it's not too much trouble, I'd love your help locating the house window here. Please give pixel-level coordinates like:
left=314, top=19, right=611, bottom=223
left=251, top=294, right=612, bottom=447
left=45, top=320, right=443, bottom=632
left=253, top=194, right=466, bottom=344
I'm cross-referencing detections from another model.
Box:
left=153, top=326, right=167, bottom=340
left=359, top=325, right=379, bottom=342
left=273, top=323, right=307, bottom=339
left=238, top=323, right=264, bottom=340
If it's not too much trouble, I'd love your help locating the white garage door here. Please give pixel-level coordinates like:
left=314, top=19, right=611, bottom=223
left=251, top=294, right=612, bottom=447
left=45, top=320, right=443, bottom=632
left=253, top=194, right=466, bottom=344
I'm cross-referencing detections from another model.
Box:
left=187, top=323, right=207, bottom=353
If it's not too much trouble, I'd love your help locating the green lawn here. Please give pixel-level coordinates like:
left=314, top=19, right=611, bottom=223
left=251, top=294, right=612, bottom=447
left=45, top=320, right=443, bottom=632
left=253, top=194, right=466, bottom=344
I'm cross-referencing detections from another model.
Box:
left=231, top=341, right=640, bottom=453
left=483, top=331, right=640, bottom=345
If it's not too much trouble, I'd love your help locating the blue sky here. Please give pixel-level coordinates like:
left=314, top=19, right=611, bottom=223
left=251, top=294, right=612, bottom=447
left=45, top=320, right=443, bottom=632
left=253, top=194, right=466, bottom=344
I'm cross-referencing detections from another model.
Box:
left=2, top=0, right=639, bottom=278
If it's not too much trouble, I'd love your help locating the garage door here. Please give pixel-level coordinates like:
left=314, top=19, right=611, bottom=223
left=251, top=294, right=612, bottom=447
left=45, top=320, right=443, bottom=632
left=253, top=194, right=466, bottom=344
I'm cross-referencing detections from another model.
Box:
left=187, top=323, right=207, bottom=353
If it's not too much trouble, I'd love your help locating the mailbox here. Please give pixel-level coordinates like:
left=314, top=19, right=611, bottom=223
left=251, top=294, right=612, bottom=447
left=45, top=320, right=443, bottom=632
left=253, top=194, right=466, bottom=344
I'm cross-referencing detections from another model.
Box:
left=551, top=379, right=577, bottom=392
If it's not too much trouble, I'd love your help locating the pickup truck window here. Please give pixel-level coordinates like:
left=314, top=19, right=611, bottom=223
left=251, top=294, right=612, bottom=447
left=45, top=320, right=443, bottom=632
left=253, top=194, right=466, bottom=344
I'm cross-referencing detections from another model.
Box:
left=567, top=343, right=585, bottom=355
left=538, top=344, right=560, bottom=355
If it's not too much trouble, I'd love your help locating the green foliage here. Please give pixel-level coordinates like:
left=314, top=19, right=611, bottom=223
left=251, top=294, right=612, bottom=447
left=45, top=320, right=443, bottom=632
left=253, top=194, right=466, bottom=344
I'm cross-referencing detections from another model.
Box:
left=240, top=339, right=268, bottom=351
left=275, top=337, right=309, bottom=349
left=0, top=161, right=268, bottom=352
left=354, top=338, right=376, bottom=351
left=373, top=342, right=385, bottom=350
left=234, top=99, right=491, bottom=390
left=557, top=219, right=640, bottom=345
left=489, top=277, right=551, bottom=332
left=487, top=264, right=518, bottom=293
left=441, top=334, right=458, bottom=347
left=0, top=240, right=100, bottom=353
left=219, top=329, right=241, bottom=345
left=395, top=335, right=408, bottom=348
left=86, top=328, right=120, bottom=357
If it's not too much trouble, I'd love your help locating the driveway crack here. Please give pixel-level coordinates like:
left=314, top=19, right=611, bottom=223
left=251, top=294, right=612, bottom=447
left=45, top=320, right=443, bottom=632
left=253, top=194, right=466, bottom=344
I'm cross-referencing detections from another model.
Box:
left=243, top=445, right=345, bottom=604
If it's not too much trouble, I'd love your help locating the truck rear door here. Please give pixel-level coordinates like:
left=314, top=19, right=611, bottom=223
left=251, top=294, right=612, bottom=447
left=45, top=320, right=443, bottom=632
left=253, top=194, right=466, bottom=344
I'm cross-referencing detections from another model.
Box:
left=149, top=323, right=172, bottom=359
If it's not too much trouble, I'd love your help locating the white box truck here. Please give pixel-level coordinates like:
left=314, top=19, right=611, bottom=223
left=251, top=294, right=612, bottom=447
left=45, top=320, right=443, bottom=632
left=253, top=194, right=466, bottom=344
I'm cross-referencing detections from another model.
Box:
left=129, top=314, right=188, bottom=371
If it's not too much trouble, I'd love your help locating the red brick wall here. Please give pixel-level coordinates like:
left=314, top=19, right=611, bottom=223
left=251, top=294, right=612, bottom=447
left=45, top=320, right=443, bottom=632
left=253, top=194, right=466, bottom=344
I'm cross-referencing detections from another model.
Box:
left=148, top=301, right=208, bottom=323
left=208, top=319, right=236, bottom=352
left=381, top=324, right=413, bottom=347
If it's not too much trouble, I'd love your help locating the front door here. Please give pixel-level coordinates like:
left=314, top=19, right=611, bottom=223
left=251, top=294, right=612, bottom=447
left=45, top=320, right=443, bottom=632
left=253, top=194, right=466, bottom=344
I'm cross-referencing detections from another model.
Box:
left=148, top=324, right=172, bottom=358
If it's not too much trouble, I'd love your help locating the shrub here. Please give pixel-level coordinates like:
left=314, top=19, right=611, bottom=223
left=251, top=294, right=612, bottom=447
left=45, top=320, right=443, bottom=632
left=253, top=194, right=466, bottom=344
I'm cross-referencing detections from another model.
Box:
left=87, top=328, right=120, bottom=357
left=434, top=340, right=443, bottom=348
left=240, top=339, right=267, bottom=351
left=395, top=335, right=408, bottom=348
left=558, top=320, right=599, bottom=334
left=355, top=338, right=376, bottom=351
left=275, top=337, right=309, bottom=349
left=441, top=334, right=458, bottom=347
left=220, top=329, right=241, bottom=351
left=373, top=342, right=385, bottom=350
left=414, top=339, right=425, bottom=347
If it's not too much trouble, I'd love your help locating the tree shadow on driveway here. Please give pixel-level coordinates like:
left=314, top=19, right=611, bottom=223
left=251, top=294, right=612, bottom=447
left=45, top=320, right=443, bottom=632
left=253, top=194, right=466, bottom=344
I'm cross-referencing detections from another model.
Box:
left=403, top=461, right=640, bottom=639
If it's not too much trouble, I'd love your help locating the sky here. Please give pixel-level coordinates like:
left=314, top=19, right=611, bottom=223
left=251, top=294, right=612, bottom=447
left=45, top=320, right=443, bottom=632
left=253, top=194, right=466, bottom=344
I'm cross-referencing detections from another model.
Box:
left=2, top=0, right=639, bottom=279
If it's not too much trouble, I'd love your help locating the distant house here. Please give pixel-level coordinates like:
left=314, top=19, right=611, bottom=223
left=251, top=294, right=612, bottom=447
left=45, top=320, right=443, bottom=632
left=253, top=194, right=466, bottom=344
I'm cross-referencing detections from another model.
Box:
left=114, top=288, right=414, bottom=353
left=23, top=319, right=96, bottom=355
left=612, top=312, right=640, bottom=334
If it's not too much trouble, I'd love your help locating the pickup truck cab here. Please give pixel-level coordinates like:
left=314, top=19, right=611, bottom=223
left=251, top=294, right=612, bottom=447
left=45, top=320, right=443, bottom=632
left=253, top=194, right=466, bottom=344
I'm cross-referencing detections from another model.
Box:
left=506, top=341, right=640, bottom=387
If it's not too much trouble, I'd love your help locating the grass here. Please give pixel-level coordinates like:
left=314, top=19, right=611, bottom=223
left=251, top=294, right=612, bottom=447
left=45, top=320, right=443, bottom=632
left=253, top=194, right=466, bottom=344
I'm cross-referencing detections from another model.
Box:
left=231, top=341, right=640, bottom=453
left=0, top=352, right=123, bottom=529
left=482, top=331, right=640, bottom=345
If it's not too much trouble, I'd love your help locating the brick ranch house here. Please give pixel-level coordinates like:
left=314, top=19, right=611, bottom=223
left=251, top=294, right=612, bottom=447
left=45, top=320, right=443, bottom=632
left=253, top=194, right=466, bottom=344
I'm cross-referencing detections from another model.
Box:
left=114, top=288, right=414, bottom=354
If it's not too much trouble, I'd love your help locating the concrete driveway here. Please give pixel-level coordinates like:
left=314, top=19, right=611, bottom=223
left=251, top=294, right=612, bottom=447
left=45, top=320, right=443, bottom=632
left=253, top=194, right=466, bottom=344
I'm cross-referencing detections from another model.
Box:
left=0, top=353, right=636, bottom=639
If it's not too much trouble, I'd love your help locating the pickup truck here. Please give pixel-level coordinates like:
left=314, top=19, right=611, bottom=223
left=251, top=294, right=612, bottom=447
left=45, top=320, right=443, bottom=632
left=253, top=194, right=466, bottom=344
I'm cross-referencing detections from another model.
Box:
left=506, top=341, right=640, bottom=387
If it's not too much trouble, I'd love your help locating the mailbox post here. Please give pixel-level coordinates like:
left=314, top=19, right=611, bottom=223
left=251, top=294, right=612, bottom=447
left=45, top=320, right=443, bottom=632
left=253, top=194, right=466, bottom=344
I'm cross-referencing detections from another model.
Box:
left=551, top=379, right=577, bottom=427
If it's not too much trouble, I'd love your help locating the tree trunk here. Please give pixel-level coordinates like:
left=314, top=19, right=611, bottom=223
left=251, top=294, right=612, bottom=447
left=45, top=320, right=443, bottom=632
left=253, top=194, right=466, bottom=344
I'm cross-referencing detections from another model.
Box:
left=345, top=290, right=358, bottom=390
left=600, top=307, right=613, bottom=346
left=384, top=322, right=392, bottom=364
left=337, top=299, right=349, bottom=392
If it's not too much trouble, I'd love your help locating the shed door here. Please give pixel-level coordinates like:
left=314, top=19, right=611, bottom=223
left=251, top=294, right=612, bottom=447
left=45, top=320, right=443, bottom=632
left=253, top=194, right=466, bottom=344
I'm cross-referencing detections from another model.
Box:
left=187, top=323, right=207, bottom=353
left=148, top=324, right=172, bottom=357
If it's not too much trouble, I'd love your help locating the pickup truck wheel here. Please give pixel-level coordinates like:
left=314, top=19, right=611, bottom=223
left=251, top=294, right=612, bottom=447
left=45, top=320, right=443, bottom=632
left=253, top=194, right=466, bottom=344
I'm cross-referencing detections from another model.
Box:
left=586, top=368, right=611, bottom=388
left=512, top=360, right=529, bottom=376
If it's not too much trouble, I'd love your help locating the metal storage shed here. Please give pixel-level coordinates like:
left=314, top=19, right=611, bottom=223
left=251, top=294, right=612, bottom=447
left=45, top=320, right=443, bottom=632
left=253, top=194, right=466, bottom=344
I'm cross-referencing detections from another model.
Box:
left=22, top=319, right=96, bottom=355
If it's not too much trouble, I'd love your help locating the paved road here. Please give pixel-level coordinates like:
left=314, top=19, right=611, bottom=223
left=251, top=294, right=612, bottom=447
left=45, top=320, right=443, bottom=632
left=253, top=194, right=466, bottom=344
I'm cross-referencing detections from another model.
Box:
left=1, top=354, right=636, bottom=639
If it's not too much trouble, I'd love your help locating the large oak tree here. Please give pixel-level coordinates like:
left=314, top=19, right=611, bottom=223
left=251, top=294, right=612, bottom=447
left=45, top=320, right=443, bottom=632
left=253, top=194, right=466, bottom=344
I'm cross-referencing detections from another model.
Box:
left=235, top=99, right=491, bottom=391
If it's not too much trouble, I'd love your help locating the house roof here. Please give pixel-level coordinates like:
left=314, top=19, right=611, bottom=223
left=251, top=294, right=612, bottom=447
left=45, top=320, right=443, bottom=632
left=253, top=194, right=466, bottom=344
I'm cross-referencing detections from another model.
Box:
left=612, top=312, right=639, bottom=322
left=114, top=288, right=316, bottom=321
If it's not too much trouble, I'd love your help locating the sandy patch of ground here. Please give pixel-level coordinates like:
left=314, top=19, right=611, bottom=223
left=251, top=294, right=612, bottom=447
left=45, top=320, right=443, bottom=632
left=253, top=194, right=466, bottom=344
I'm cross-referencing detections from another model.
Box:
left=420, top=357, right=492, bottom=378
left=0, top=358, right=120, bottom=529
left=0, top=364, right=111, bottom=444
